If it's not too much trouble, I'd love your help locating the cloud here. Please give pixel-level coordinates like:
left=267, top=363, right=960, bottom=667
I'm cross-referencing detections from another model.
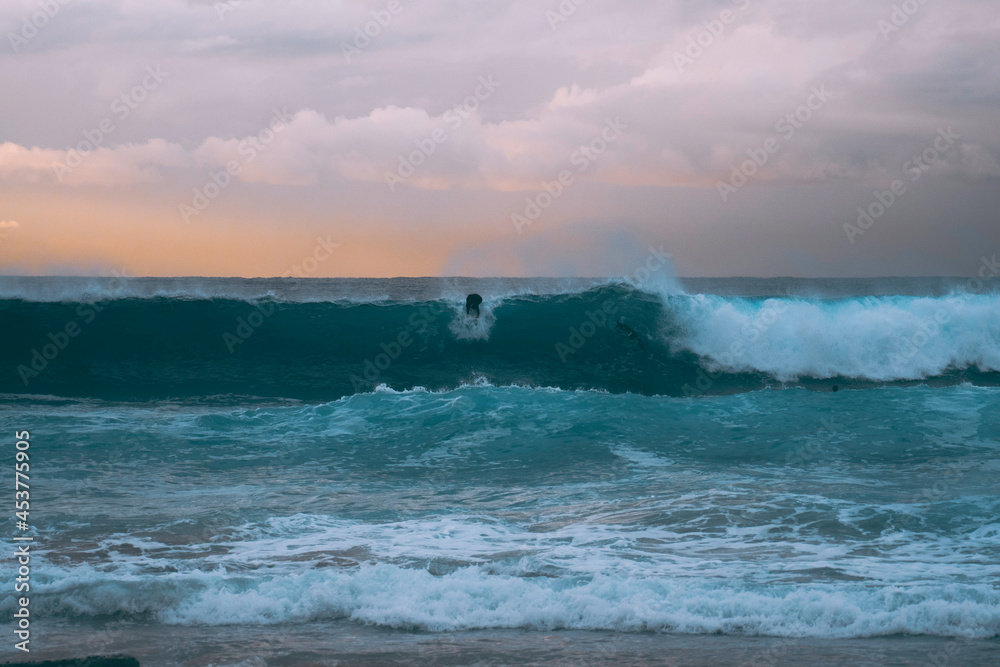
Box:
left=0, top=140, right=189, bottom=186
left=0, top=220, right=19, bottom=228
left=0, top=89, right=995, bottom=194
left=2, top=0, right=998, bottom=194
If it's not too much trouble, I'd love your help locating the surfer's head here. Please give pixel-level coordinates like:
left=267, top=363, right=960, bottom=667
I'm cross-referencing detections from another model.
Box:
left=465, top=293, right=483, bottom=317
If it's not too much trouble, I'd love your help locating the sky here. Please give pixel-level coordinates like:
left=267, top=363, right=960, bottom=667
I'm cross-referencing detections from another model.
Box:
left=0, top=0, right=998, bottom=278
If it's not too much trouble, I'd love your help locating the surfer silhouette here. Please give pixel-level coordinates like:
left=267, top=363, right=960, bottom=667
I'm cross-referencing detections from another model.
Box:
left=465, top=293, right=483, bottom=318
left=616, top=319, right=645, bottom=350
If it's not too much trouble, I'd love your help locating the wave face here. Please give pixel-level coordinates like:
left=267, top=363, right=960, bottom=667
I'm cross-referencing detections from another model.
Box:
left=2, top=279, right=999, bottom=400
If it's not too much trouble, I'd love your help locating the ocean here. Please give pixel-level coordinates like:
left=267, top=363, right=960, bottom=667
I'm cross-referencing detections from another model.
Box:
left=1, top=275, right=998, bottom=666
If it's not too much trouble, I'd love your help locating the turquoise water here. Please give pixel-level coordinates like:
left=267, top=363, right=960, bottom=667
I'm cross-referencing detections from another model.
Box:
left=1, top=277, right=998, bottom=664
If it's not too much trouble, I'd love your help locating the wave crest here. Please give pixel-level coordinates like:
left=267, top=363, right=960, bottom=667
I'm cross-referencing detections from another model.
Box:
left=2, top=284, right=998, bottom=399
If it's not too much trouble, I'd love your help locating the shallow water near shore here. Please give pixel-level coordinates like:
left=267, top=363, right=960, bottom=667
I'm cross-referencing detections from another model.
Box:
left=5, top=621, right=999, bottom=666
